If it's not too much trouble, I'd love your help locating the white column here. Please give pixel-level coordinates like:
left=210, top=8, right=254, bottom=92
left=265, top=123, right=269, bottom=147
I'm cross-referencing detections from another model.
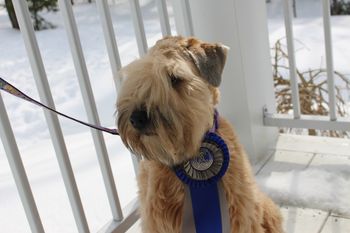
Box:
left=322, top=0, right=337, bottom=121
left=156, top=0, right=172, bottom=37
left=0, top=95, right=44, bottom=233
left=129, top=0, right=148, bottom=56
left=57, top=0, right=123, bottom=221
left=11, top=0, right=89, bottom=231
left=283, top=0, right=301, bottom=119
left=187, top=0, right=278, bottom=163
left=171, top=0, right=193, bottom=36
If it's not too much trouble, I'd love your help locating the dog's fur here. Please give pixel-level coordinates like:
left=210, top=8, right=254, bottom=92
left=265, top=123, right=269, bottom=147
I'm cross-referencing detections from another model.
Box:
left=117, top=36, right=283, bottom=233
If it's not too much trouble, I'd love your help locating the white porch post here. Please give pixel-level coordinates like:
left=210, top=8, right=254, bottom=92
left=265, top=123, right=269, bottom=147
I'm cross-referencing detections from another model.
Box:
left=171, top=0, right=194, bottom=36
left=186, top=0, right=278, bottom=163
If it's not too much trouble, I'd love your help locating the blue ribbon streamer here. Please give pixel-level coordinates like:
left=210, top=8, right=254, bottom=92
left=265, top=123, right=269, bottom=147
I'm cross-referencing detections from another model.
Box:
left=190, top=183, right=223, bottom=233
left=174, top=131, right=230, bottom=233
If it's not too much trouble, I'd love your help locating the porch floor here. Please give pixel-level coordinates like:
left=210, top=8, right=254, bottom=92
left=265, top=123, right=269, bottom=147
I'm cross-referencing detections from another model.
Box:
left=127, top=134, right=350, bottom=233
left=255, top=134, right=350, bottom=233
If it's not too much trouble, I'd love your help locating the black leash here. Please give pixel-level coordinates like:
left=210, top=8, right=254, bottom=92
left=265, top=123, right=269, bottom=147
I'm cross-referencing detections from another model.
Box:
left=0, top=76, right=119, bottom=135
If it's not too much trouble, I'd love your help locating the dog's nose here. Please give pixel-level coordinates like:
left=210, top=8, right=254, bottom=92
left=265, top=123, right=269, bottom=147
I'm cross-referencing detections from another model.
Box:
left=130, top=110, right=150, bottom=131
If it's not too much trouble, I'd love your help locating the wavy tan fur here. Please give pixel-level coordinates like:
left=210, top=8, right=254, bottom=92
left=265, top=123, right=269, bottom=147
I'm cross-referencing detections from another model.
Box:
left=117, top=36, right=283, bottom=233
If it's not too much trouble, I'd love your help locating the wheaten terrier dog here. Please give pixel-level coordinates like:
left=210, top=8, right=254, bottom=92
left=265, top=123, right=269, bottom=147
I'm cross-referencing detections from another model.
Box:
left=117, top=36, right=283, bottom=233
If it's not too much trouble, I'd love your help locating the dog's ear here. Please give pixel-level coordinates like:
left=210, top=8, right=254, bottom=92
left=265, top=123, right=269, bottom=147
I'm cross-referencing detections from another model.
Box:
left=185, top=38, right=229, bottom=87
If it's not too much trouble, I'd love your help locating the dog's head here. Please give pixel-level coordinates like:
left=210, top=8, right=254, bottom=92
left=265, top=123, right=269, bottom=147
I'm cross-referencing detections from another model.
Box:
left=117, top=36, right=228, bottom=165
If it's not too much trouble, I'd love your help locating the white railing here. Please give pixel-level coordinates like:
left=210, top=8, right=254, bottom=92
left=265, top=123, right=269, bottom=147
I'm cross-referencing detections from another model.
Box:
left=0, top=0, right=193, bottom=232
left=2, top=0, right=349, bottom=232
left=263, top=0, right=350, bottom=131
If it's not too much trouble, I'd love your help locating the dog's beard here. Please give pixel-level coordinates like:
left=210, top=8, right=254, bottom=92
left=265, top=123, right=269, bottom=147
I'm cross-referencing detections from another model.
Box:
left=117, top=108, right=207, bottom=166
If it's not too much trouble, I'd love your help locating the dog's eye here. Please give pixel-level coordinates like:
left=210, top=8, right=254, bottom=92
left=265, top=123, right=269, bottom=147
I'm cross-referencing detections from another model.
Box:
left=169, top=74, right=181, bottom=87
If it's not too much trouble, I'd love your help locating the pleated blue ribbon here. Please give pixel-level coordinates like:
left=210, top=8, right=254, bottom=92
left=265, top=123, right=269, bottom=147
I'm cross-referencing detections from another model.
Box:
left=174, top=128, right=230, bottom=233
left=190, top=182, right=223, bottom=233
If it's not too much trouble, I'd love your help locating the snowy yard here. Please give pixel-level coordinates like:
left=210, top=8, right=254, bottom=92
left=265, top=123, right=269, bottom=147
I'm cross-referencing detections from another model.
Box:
left=1, top=0, right=350, bottom=232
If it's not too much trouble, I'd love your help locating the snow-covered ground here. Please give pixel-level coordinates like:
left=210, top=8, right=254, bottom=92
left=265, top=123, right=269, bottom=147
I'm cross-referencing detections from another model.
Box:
left=0, top=0, right=350, bottom=232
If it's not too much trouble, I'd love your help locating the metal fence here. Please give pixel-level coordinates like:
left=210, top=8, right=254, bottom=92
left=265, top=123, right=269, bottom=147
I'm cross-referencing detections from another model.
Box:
left=263, top=0, right=350, bottom=131
left=0, top=0, right=192, bottom=232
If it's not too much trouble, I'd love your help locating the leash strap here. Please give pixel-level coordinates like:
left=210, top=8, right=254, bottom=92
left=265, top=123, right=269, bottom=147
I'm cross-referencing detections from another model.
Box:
left=0, top=77, right=119, bottom=135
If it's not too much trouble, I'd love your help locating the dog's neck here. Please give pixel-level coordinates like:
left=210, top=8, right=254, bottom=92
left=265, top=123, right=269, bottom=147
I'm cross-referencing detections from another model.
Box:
left=173, top=108, right=229, bottom=184
left=159, top=109, right=219, bottom=167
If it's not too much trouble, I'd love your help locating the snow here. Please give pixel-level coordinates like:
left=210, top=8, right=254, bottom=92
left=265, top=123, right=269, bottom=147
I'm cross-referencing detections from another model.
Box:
left=258, top=168, right=350, bottom=216
left=267, top=0, right=350, bottom=103
left=0, top=0, right=350, bottom=232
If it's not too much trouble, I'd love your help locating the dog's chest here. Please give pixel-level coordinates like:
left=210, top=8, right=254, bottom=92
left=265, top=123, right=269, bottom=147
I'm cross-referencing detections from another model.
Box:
left=138, top=154, right=231, bottom=233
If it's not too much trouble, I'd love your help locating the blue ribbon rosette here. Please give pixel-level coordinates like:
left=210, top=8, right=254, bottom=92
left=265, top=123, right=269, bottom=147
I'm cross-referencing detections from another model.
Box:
left=174, top=132, right=230, bottom=233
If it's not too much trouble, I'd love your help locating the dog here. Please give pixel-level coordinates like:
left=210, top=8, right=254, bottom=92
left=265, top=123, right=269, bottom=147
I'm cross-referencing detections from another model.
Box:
left=116, top=36, right=283, bottom=233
